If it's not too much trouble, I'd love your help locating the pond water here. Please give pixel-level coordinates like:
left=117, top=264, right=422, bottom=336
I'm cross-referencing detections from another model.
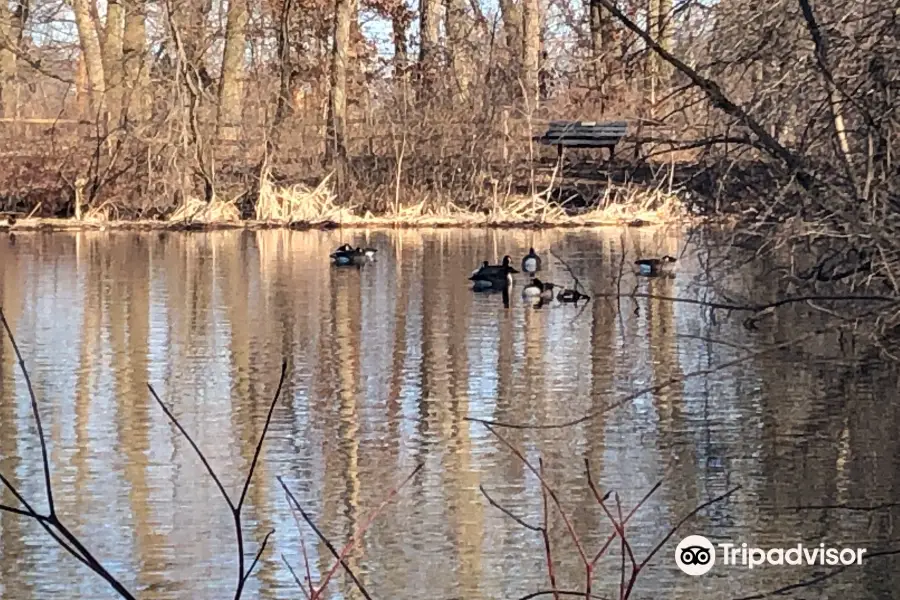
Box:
left=0, top=228, right=898, bottom=600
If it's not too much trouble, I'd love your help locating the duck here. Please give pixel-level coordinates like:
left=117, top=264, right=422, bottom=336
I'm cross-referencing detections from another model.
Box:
left=331, top=245, right=377, bottom=266
left=470, top=255, right=518, bottom=291
left=521, top=248, right=542, bottom=274
left=522, top=278, right=555, bottom=300
left=556, top=288, right=591, bottom=303
left=471, top=261, right=489, bottom=277
left=635, top=255, right=677, bottom=277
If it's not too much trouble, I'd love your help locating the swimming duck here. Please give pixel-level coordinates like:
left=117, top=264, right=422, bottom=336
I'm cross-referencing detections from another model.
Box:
left=331, top=246, right=377, bottom=266
left=470, top=255, right=518, bottom=291
left=471, top=261, right=490, bottom=277
left=522, top=278, right=555, bottom=300
left=556, top=288, right=591, bottom=303
left=521, top=248, right=542, bottom=274
left=635, top=255, right=677, bottom=277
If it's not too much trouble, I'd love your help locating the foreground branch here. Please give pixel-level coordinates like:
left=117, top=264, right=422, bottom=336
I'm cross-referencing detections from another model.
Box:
left=147, top=360, right=287, bottom=600
left=0, top=308, right=137, bottom=599
left=466, top=329, right=826, bottom=429
left=278, top=462, right=423, bottom=600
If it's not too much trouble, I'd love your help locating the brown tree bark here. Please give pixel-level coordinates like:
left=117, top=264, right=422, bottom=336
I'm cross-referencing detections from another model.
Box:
left=0, top=0, right=27, bottom=118
left=646, top=0, right=661, bottom=106
left=391, top=5, right=411, bottom=105
left=122, top=0, right=149, bottom=123
left=217, top=0, right=249, bottom=141
left=657, top=0, right=673, bottom=86
left=326, top=0, right=356, bottom=184
left=445, top=0, right=473, bottom=101
left=102, top=0, right=125, bottom=125
left=72, top=0, right=107, bottom=120
left=521, top=0, right=540, bottom=106
left=417, top=0, right=440, bottom=93
left=273, top=0, right=293, bottom=126
left=497, top=0, right=521, bottom=68
left=587, top=0, right=607, bottom=92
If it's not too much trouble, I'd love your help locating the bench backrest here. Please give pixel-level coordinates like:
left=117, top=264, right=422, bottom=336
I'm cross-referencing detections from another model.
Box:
left=538, top=120, right=628, bottom=147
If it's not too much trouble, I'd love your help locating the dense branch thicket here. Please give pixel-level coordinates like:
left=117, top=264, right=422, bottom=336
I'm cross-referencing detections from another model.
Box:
left=0, top=0, right=898, bottom=300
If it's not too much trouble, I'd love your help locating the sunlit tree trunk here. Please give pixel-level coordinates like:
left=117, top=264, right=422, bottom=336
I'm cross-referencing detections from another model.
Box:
left=0, top=0, right=26, bottom=119
left=417, top=0, right=440, bottom=93
left=273, top=0, right=293, bottom=126
left=72, top=0, right=107, bottom=120
left=445, top=0, right=473, bottom=101
left=646, top=0, right=661, bottom=106
left=588, top=0, right=607, bottom=92
left=326, top=0, right=355, bottom=184
left=657, top=0, right=673, bottom=87
left=391, top=5, right=409, bottom=100
left=521, top=0, right=540, bottom=105
left=217, top=0, right=249, bottom=141
left=497, top=0, right=521, bottom=70
left=122, top=0, right=149, bottom=122
left=102, top=0, right=125, bottom=126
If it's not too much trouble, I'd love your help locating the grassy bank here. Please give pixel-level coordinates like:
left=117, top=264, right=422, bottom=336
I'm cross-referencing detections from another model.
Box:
left=2, top=173, right=691, bottom=232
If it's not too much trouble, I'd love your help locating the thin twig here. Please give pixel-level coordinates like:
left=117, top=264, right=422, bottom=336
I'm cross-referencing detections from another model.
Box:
left=466, top=330, right=824, bottom=429
left=278, top=462, right=423, bottom=600
left=480, top=484, right=541, bottom=531
left=0, top=308, right=137, bottom=600
left=313, top=463, right=424, bottom=595
left=480, top=424, right=591, bottom=570
left=147, top=360, right=287, bottom=600
left=638, top=486, right=741, bottom=571
left=282, top=554, right=311, bottom=600
left=0, top=309, right=55, bottom=514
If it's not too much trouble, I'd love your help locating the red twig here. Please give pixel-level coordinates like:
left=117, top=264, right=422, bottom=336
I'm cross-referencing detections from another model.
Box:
left=480, top=423, right=591, bottom=593
left=540, top=459, right=560, bottom=600
left=279, top=462, right=423, bottom=599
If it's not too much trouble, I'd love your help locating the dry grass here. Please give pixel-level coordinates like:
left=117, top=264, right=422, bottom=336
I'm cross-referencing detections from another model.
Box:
left=255, top=171, right=355, bottom=223
left=169, top=197, right=242, bottom=223
left=2, top=177, right=689, bottom=231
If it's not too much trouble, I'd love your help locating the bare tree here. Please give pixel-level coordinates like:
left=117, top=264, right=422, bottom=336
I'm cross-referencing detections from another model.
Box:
left=218, top=0, right=249, bottom=141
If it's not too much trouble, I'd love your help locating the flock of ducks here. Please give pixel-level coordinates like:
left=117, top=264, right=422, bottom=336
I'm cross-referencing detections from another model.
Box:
left=330, top=242, right=678, bottom=307
left=467, top=249, right=591, bottom=304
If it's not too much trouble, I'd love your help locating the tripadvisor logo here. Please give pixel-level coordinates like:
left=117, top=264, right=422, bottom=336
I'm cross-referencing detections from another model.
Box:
left=676, top=535, right=715, bottom=576
left=675, top=535, right=868, bottom=575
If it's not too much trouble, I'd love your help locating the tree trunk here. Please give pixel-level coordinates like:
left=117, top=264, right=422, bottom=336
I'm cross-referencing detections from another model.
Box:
left=417, top=0, right=440, bottom=93
left=391, top=6, right=409, bottom=87
left=326, top=0, right=355, bottom=185
left=72, top=0, right=107, bottom=120
left=273, top=0, right=293, bottom=126
left=646, top=0, right=660, bottom=107
left=217, top=0, right=249, bottom=141
left=391, top=6, right=411, bottom=107
left=445, top=0, right=473, bottom=101
left=102, top=0, right=125, bottom=126
left=588, top=0, right=607, bottom=92
left=657, top=0, right=673, bottom=88
left=122, top=0, right=149, bottom=123
left=497, top=0, right=521, bottom=68
left=521, top=0, right=540, bottom=106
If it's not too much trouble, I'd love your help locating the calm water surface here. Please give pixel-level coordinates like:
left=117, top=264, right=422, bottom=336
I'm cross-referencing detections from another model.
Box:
left=0, top=228, right=898, bottom=600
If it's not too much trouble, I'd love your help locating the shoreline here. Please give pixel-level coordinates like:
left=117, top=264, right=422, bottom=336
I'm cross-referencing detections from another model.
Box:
left=0, top=213, right=710, bottom=233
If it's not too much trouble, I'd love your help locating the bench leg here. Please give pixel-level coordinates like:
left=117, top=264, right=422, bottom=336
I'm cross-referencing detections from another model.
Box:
left=608, top=145, right=615, bottom=163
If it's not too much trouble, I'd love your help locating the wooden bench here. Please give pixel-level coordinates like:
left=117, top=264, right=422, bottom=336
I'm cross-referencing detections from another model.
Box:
left=533, top=120, right=628, bottom=163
